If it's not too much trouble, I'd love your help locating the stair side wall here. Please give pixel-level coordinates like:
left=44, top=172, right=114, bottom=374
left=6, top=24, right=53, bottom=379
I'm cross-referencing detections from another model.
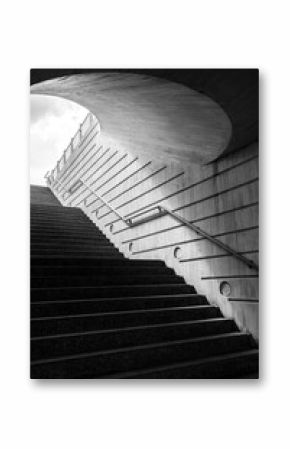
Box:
left=48, top=122, right=259, bottom=339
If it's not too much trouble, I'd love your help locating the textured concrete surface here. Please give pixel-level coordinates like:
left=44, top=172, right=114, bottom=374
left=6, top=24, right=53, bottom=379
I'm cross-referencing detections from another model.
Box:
left=31, top=72, right=232, bottom=165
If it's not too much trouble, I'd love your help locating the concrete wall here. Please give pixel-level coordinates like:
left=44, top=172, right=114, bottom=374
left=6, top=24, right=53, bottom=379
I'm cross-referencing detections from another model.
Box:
left=49, top=120, right=259, bottom=339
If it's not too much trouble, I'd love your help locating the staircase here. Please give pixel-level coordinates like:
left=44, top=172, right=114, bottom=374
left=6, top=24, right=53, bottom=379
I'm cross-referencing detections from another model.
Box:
left=30, top=186, right=259, bottom=378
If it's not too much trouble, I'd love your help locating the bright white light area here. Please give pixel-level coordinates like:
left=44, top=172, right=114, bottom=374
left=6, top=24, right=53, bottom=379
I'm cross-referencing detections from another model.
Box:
left=30, top=95, right=89, bottom=186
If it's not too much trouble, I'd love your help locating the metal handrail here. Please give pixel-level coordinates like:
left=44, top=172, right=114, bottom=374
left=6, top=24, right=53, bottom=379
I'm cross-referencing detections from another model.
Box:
left=48, top=176, right=259, bottom=272
left=126, top=205, right=258, bottom=270
left=80, top=178, right=130, bottom=225
left=158, top=206, right=259, bottom=271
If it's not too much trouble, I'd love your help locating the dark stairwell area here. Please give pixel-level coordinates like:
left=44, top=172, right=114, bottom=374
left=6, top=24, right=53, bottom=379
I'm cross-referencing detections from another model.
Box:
left=30, top=185, right=258, bottom=378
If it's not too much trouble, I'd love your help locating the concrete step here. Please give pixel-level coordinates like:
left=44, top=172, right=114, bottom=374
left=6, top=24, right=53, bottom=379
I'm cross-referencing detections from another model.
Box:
left=30, top=256, right=166, bottom=267
left=31, top=305, right=220, bottom=337
left=30, top=332, right=253, bottom=378
left=31, top=243, right=116, bottom=252
left=31, top=293, right=208, bottom=317
left=31, top=264, right=172, bottom=276
left=31, top=235, right=110, bottom=244
left=31, top=273, right=184, bottom=288
left=30, top=249, right=122, bottom=257
left=30, top=210, right=89, bottom=218
left=31, top=318, right=237, bottom=360
left=31, top=283, right=195, bottom=301
left=30, top=223, right=98, bottom=232
left=30, top=244, right=115, bottom=252
left=30, top=226, right=106, bottom=235
left=30, top=212, right=92, bottom=221
left=31, top=204, right=76, bottom=211
left=108, top=349, right=259, bottom=379
left=30, top=208, right=91, bottom=217
left=31, top=220, right=90, bottom=228
left=31, top=239, right=114, bottom=247
left=30, top=231, right=108, bottom=240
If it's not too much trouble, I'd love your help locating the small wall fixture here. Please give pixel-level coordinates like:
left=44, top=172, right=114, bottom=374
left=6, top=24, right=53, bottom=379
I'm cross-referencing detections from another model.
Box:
left=219, top=281, right=231, bottom=297
left=173, top=246, right=182, bottom=259
left=95, top=209, right=99, bottom=217
left=129, top=242, right=133, bottom=252
left=110, top=224, right=114, bottom=233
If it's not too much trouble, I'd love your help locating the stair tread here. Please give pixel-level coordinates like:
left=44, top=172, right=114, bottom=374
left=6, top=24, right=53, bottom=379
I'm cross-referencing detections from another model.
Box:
left=31, top=293, right=205, bottom=305
left=31, top=317, right=233, bottom=340
left=31, top=304, right=216, bottom=321
left=106, top=349, right=259, bottom=379
left=31, top=331, right=248, bottom=364
left=31, top=282, right=189, bottom=291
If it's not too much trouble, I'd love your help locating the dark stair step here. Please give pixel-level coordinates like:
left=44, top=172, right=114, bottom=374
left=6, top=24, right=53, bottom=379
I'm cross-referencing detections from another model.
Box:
left=30, top=234, right=101, bottom=242
left=31, top=215, right=90, bottom=220
left=30, top=244, right=115, bottom=251
left=31, top=256, right=130, bottom=266
left=31, top=293, right=208, bottom=317
left=31, top=264, right=173, bottom=276
left=31, top=273, right=184, bottom=288
left=30, top=207, right=80, bottom=215
left=30, top=256, right=167, bottom=267
left=30, top=228, right=108, bottom=238
left=31, top=318, right=237, bottom=360
left=30, top=215, right=96, bottom=224
left=107, top=349, right=259, bottom=379
left=30, top=249, right=122, bottom=257
left=30, top=206, right=84, bottom=213
left=30, top=211, right=83, bottom=218
left=30, top=237, right=110, bottom=245
left=30, top=211, right=93, bottom=219
left=30, top=243, right=116, bottom=252
left=31, top=235, right=111, bottom=244
left=30, top=332, right=254, bottom=378
left=30, top=220, right=98, bottom=232
left=31, top=283, right=195, bottom=301
left=31, top=239, right=114, bottom=247
left=30, top=214, right=91, bottom=221
left=30, top=213, right=86, bottom=221
left=31, top=305, right=220, bottom=337
left=30, top=219, right=94, bottom=227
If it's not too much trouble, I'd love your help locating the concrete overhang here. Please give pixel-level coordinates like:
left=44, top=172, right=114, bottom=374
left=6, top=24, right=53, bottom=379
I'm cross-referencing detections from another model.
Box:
left=31, top=70, right=258, bottom=165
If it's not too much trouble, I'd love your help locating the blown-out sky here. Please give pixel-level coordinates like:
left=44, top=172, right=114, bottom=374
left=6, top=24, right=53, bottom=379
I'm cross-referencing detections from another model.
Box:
left=30, top=95, right=88, bottom=185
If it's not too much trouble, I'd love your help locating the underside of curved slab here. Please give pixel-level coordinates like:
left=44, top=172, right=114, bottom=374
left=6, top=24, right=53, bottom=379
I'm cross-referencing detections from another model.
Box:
left=31, top=73, right=232, bottom=165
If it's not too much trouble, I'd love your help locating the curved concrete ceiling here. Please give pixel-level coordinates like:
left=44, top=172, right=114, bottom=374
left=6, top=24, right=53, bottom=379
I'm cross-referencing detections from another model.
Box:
left=31, top=72, right=232, bottom=165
